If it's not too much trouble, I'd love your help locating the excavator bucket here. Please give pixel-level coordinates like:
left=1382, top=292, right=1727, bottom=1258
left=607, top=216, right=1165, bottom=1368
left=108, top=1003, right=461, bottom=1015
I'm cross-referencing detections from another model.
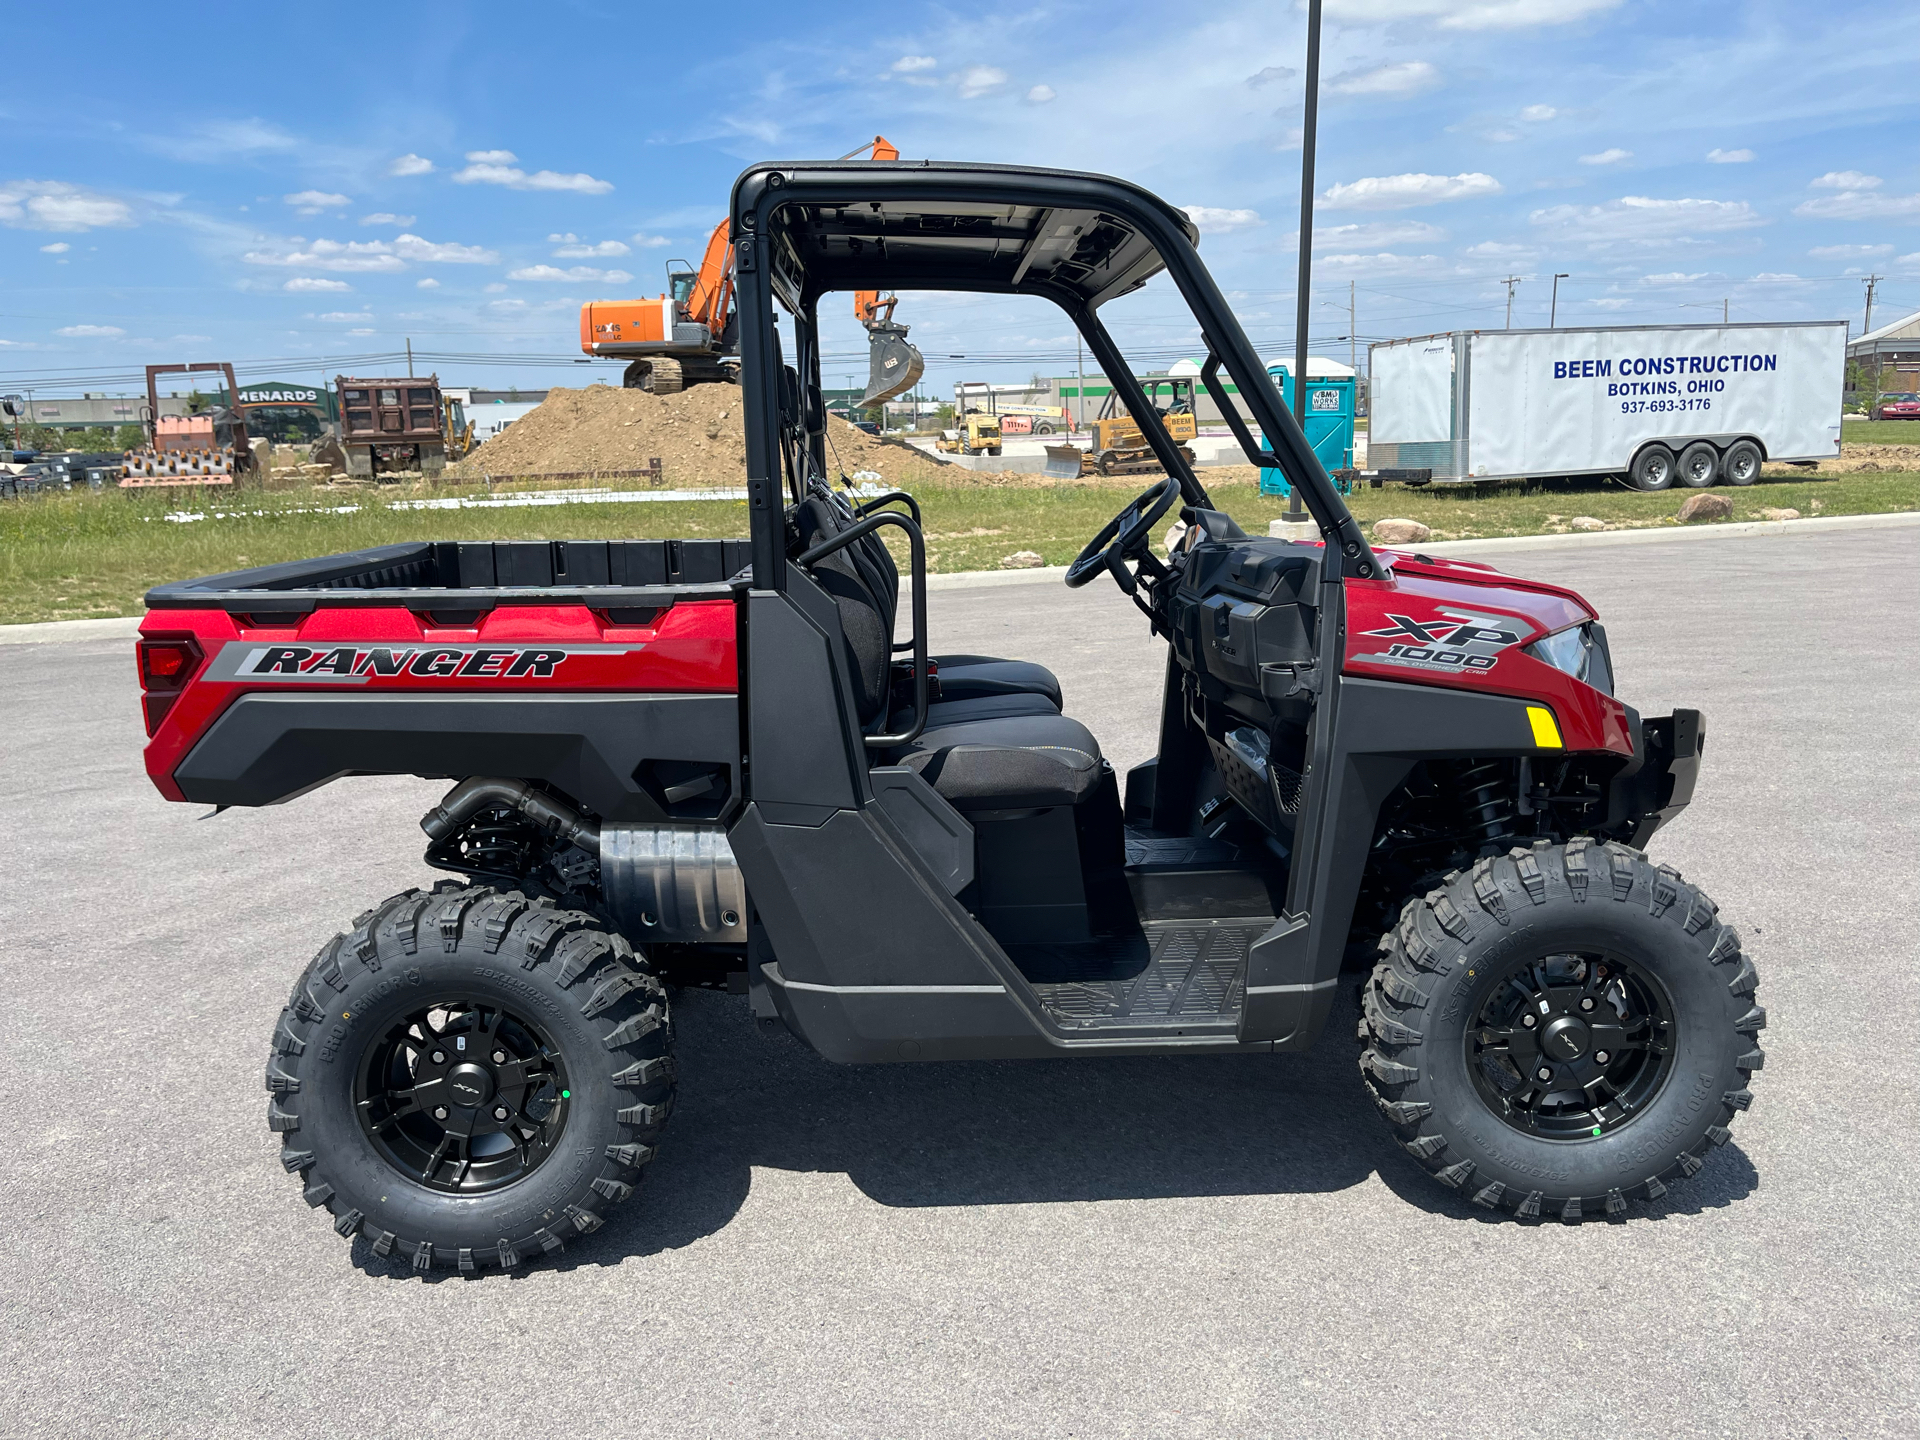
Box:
left=860, top=322, right=925, bottom=408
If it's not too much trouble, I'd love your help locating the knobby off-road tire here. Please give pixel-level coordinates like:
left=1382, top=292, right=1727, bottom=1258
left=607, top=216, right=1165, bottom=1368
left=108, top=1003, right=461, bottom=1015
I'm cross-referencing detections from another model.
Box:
left=1359, top=840, right=1763, bottom=1221
left=265, top=883, right=674, bottom=1271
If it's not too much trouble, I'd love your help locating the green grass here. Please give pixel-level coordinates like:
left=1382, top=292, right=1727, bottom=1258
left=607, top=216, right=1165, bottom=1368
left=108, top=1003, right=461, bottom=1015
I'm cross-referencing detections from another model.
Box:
left=1840, top=418, right=1920, bottom=444
left=3, top=469, right=1916, bottom=626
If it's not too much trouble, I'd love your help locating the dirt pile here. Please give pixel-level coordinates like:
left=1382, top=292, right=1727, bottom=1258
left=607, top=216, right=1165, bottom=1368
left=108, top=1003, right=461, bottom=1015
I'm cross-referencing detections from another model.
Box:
left=448, top=382, right=949, bottom=487
left=1765, top=441, right=1920, bottom=476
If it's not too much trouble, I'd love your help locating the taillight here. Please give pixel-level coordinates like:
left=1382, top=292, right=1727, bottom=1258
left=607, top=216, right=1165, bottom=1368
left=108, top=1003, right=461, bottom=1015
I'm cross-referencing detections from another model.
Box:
left=137, top=635, right=203, bottom=736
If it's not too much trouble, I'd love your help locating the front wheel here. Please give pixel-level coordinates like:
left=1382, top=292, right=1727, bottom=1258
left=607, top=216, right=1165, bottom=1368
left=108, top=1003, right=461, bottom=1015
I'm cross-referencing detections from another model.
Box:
left=265, top=884, right=674, bottom=1270
left=1359, top=841, right=1763, bottom=1221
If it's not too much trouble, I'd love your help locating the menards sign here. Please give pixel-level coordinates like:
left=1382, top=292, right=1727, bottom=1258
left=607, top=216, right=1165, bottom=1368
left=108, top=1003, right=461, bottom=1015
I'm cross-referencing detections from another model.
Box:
left=233, top=383, right=325, bottom=408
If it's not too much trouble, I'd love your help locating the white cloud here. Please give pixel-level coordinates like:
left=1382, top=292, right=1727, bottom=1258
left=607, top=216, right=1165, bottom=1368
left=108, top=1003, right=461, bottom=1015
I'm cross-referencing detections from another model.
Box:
left=416, top=277, right=440, bottom=289
left=1811, top=171, right=1880, bottom=190
left=1462, top=239, right=1534, bottom=257
left=453, top=157, right=613, bottom=194
left=1323, top=172, right=1501, bottom=209
left=1520, top=104, right=1557, bottom=121
left=1315, top=220, right=1448, bottom=248
left=1529, top=195, right=1764, bottom=244
left=392, top=234, right=498, bottom=263
left=893, top=55, right=936, bottom=72
left=507, top=264, right=633, bottom=282
left=1794, top=188, right=1920, bottom=221
left=1641, top=271, right=1708, bottom=284
left=1182, top=205, right=1263, bottom=233
left=1899, top=252, right=1920, bottom=269
left=284, top=277, right=353, bottom=292
left=1579, top=148, right=1632, bottom=166
left=632, top=232, right=671, bottom=247
left=1809, top=243, right=1892, bottom=259
left=0, top=180, right=136, bottom=232
left=1589, top=297, right=1632, bottom=309
left=244, top=238, right=404, bottom=272
left=1325, top=0, right=1621, bottom=29
left=348, top=328, right=375, bottom=335
left=1329, top=61, right=1439, bottom=96
left=1027, top=84, right=1056, bottom=103
left=388, top=154, right=435, bottom=176
left=1706, top=148, right=1753, bottom=164
left=1247, top=65, right=1296, bottom=86
left=55, top=324, right=125, bottom=337
left=548, top=233, right=577, bottom=242
left=554, top=238, right=630, bottom=257
left=484, top=282, right=509, bottom=293
left=285, top=189, right=349, bottom=214
left=317, top=311, right=373, bottom=322
left=956, top=65, right=1007, bottom=98
left=39, top=241, right=69, bottom=253
left=360, top=212, right=415, bottom=227
left=1749, top=272, right=1800, bottom=282
left=173, top=334, right=212, bottom=342
left=1316, top=251, right=1444, bottom=272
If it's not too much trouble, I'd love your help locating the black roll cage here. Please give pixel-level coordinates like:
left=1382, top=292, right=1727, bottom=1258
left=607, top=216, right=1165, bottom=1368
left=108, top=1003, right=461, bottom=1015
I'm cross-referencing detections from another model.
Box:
left=727, top=160, right=1379, bottom=594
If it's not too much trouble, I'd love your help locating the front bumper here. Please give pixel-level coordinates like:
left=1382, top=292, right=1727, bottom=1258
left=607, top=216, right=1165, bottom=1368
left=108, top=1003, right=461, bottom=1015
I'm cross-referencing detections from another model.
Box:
left=1609, top=708, right=1706, bottom=846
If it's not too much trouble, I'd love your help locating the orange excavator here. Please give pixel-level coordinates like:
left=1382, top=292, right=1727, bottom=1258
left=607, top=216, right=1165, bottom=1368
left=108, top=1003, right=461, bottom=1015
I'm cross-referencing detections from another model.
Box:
left=578, top=137, right=925, bottom=407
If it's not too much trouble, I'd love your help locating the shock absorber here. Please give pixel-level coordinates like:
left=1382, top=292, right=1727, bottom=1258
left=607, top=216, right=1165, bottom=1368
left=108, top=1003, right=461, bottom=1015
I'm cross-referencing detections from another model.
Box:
left=1455, top=760, right=1516, bottom=846
left=461, top=806, right=532, bottom=873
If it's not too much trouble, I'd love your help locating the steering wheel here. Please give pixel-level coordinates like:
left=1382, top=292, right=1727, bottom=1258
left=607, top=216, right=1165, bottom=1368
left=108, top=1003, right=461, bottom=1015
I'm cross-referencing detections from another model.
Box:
left=1064, top=475, right=1183, bottom=590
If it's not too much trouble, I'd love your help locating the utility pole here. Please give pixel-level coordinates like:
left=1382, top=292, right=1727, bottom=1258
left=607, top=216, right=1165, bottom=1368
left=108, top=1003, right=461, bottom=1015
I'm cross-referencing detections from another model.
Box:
left=1863, top=274, right=1882, bottom=336
left=1348, top=279, right=1356, bottom=375
left=1550, top=274, right=1569, bottom=328
left=406, top=338, right=414, bottom=378
left=1502, top=276, right=1521, bottom=328
left=1283, top=0, right=1323, bottom=530
left=1722, top=297, right=1729, bottom=324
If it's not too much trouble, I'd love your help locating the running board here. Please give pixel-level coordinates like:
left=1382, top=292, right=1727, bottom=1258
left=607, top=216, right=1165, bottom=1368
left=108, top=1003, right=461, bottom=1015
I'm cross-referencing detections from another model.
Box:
left=1012, top=918, right=1273, bottom=1035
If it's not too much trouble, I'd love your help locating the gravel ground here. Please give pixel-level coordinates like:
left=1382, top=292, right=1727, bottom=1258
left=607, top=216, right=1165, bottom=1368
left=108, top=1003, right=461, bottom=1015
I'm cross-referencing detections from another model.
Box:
left=1, top=521, right=1914, bottom=1439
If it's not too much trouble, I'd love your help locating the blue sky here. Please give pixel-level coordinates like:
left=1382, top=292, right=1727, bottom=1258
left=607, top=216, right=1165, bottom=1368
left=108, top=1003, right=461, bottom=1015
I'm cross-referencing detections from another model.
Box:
left=3, top=0, right=1916, bottom=399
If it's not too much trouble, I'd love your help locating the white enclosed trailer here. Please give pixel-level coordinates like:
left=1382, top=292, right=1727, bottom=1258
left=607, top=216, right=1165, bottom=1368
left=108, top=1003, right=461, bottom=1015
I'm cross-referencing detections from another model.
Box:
left=1367, top=321, right=1846, bottom=489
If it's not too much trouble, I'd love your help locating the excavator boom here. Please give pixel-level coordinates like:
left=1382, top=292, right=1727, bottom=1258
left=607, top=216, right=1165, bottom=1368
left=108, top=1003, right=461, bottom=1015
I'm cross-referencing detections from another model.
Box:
left=578, top=134, right=922, bottom=405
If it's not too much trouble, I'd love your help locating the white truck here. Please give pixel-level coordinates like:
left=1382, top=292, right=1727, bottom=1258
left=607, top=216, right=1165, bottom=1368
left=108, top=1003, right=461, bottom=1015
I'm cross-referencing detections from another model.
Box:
left=1367, top=321, right=1846, bottom=489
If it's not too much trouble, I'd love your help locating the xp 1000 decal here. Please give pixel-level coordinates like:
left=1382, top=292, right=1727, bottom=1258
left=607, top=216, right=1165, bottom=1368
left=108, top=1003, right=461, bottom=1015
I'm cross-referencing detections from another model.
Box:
left=1358, top=608, right=1524, bottom=675
left=199, top=642, right=646, bottom=686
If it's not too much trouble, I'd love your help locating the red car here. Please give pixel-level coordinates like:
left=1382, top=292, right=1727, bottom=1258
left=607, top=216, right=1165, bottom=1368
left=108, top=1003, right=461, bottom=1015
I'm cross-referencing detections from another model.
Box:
left=1876, top=392, right=1920, bottom=419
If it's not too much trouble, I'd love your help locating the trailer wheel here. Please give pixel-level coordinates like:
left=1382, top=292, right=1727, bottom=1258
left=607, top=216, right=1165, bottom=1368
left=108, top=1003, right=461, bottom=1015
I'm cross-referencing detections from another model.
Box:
left=1629, top=444, right=1675, bottom=491
left=1677, top=442, right=1720, bottom=488
left=1721, top=440, right=1762, bottom=486
left=1359, top=842, right=1762, bottom=1221
left=265, top=885, right=674, bottom=1271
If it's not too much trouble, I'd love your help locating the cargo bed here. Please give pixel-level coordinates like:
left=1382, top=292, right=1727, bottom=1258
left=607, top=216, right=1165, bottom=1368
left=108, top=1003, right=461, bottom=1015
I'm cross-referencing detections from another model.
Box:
left=144, top=538, right=753, bottom=616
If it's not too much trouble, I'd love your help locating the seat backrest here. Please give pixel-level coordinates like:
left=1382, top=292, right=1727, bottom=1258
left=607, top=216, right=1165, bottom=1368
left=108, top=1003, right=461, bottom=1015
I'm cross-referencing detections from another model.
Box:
left=788, top=493, right=894, bottom=725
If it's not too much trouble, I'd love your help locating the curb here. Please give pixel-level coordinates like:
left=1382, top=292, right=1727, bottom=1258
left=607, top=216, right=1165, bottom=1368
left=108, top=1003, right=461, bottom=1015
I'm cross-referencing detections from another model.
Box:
left=0, top=615, right=144, bottom=646
left=6, top=511, right=1913, bottom=643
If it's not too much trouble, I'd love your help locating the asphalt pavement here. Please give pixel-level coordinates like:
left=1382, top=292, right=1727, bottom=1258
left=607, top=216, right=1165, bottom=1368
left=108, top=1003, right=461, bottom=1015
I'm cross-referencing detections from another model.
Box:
left=2, top=520, right=1916, bottom=1438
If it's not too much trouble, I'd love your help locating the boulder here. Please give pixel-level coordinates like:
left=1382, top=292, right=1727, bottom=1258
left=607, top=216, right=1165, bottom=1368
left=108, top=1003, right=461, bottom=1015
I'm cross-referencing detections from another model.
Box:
left=1000, top=550, right=1045, bottom=569
left=1371, top=517, right=1432, bottom=545
left=1676, top=492, right=1733, bottom=522
left=1569, top=516, right=1606, bottom=531
left=1758, top=507, right=1801, bottom=521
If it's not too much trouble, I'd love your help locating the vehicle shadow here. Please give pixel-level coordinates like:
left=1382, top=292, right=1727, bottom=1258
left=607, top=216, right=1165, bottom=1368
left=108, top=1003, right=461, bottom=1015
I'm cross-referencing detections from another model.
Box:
left=354, top=983, right=1758, bottom=1280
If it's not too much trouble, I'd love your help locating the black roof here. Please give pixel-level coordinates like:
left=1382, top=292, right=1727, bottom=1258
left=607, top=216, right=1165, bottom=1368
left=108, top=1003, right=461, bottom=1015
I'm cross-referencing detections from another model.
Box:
left=732, top=161, right=1201, bottom=310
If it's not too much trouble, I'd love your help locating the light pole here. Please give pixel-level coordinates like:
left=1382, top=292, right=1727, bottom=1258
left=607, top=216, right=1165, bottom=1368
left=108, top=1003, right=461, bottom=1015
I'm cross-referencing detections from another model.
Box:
left=1284, top=0, right=1324, bottom=529
left=1550, top=274, right=1570, bottom=328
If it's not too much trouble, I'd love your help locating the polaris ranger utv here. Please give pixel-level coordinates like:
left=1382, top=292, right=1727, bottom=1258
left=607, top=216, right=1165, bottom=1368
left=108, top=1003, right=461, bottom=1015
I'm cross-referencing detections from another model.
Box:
left=137, top=159, right=1761, bottom=1269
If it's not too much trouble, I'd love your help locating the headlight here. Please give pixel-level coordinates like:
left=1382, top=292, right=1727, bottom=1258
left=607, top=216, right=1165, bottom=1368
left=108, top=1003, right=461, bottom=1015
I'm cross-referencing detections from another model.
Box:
left=1524, top=622, right=1613, bottom=694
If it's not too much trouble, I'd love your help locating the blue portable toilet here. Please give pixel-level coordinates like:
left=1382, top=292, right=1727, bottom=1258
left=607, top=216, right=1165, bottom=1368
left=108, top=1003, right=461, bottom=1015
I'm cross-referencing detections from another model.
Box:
left=1260, top=358, right=1357, bottom=496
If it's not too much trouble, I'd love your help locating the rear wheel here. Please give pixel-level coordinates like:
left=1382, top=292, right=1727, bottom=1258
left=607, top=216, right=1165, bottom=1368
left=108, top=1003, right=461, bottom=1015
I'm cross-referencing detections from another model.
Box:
left=266, top=884, right=673, bottom=1270
left=1359, top=841, right=1762, bottom=1221
left=1677, top=441, right=1720, bottom=488
left=1629, top=444, right=1676, bottom=491
left=1721, top=439, right=1762, bottom=485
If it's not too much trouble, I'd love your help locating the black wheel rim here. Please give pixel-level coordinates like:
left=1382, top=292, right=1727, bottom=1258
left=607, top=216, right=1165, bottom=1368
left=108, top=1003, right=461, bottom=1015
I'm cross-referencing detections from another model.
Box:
left=1466, top=950, right=1675, bottom=1141
left=354, top=998, right=572, bottom=1194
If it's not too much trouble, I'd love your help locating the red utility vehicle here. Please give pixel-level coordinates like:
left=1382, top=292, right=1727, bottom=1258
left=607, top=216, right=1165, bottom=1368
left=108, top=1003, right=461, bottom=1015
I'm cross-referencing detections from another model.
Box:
left=139, top=159, right=1761, bottom=1270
